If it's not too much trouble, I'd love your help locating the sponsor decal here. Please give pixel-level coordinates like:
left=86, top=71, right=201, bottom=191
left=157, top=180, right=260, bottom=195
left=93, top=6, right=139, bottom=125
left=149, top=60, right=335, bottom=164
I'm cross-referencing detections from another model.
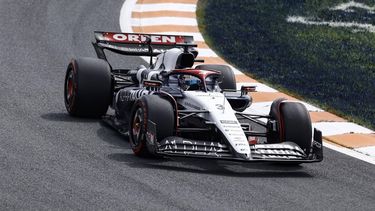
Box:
left=100, top=32, right=188, bottom=45
left=119, top=89, right=151, bottom=102
left=163, top=140, right=177, bottom=151
left=118, top=46, right=149, bottom=53
left=161, top=139, right=226, bottom=157
left=225, top=129, right=243, bottom=132
left=313, top=140, right=322, bottom=149
left=248, top=136, right=259, bottom=145
left=143, top=80, right=162, bottom=88
left=146, top=131, right=155, bottom=145
left=99, top=43, right=151, bottom=53
left=220, top=120, right=238, bottom=124
left=228, top=133, right=244, bottom=136
left=235, top=143, right=247, bottom=146
left=223, top=125, right=241, bottom=128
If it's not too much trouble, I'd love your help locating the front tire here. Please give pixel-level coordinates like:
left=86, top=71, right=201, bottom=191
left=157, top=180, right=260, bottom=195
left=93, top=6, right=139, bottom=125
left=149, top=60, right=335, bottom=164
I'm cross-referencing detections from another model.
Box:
left=129, top=95, right=175, bottom=157
left=268, top=99, right=312, bottom=154
left=64, top=57, right=112, bottom=118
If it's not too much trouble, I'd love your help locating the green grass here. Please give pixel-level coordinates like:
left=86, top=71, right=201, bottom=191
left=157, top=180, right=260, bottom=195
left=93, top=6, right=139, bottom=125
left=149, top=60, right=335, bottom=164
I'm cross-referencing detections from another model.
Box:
left=197, top=0, right=375, bottom=130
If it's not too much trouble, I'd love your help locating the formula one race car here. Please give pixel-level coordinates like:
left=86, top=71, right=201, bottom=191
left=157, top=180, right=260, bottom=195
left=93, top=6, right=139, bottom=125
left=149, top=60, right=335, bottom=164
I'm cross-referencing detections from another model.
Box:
left=64, top=31, right=323, bottom=163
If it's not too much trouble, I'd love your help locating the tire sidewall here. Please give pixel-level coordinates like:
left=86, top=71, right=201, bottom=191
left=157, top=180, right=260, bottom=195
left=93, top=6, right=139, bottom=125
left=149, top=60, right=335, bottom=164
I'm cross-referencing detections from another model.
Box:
left=128, top=95, right=175, bottom=156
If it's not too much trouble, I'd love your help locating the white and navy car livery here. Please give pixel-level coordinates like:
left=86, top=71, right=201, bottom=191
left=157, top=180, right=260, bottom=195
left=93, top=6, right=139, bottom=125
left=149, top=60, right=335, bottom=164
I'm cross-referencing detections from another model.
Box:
left=64, top=32, right=323, bottom=163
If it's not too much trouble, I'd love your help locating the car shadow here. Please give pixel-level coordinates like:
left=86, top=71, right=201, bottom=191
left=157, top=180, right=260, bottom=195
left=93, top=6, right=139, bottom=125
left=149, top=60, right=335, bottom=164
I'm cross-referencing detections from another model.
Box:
left=42, top=112, right=313, bottom=178
left=96, top=123, right=131, bottom=150
left=108, top=152, right=313, bottom=178
left=41, top=112, right=131, bottom=150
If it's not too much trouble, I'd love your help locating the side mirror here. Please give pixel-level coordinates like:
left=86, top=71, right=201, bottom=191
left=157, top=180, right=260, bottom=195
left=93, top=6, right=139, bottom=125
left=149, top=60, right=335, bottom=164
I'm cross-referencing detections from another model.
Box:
left=176, top=53, right=195, bottom=69
left=241, top=85, right=256, bottom=96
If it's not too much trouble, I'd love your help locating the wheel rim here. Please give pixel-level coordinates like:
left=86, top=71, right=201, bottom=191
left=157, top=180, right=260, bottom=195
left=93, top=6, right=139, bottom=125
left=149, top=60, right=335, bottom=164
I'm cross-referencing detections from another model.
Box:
left=65, top=68, right=75, bottom=108
left=131, top=108, right=144, bottom=146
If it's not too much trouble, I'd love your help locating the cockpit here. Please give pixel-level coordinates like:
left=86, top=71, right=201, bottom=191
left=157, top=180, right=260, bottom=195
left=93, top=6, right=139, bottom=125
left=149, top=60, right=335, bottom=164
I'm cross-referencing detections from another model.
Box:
left=166, top=69, right=221, bottom=92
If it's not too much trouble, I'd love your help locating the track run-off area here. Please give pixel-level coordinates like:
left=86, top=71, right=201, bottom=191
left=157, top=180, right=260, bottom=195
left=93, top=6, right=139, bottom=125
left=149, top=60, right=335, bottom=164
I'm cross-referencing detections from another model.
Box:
left=0, top=0, right=374, bottom=210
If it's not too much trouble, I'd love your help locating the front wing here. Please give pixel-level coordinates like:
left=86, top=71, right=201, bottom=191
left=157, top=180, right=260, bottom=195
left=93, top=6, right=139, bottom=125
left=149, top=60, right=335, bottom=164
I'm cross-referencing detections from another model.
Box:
left=149, top=121, right=323, bottom=163
left=103, top=115, right=323, bottom=163
left=155, top=137, right=322, bottom=163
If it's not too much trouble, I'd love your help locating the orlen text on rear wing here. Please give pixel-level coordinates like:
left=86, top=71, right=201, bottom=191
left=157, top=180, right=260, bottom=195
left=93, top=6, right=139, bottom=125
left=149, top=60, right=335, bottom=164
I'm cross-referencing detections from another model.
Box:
left=92, top=31, right=197, bottom=60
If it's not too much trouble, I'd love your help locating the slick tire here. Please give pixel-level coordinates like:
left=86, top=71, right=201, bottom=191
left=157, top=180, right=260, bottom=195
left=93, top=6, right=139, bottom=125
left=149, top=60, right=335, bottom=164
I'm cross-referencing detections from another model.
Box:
left=195, top=64, right=236, bottom=90
left=64, top=57, right=112, bottom=118
left=269, top=99, right=312, bottom=154
left=129, top=95, right=175, bottom=157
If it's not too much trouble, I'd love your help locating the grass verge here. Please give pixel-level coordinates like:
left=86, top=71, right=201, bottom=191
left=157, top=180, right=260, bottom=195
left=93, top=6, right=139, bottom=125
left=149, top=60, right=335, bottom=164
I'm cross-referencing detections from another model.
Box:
left=197, top=0, right=375, bottom=130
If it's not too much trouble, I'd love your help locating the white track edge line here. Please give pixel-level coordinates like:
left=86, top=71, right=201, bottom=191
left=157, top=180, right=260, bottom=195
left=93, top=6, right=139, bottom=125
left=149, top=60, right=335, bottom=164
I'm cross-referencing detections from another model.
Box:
left=323, top=141, right=375, bottom=165
left=133, top=3, right=196, bottom=12
left=120, top=0, right=136, bottom=32
left=131, top=17, right=197, bottom=26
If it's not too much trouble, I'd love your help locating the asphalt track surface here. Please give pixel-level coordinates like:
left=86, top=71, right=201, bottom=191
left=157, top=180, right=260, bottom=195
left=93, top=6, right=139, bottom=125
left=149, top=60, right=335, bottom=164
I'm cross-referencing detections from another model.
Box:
left=0, top=0, right=374, bottom=210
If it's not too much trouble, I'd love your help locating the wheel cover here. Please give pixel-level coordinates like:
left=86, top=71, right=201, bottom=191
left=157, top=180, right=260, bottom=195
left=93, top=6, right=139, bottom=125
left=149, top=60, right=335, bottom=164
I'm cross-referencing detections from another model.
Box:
left=65, top=69, right=75, bottom=108
left=131, top=108, right=144, bottom=146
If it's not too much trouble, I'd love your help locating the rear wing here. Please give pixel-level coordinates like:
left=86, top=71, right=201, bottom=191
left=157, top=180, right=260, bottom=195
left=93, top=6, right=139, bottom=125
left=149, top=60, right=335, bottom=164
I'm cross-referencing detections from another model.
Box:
left=92, top=31, right=197, bottom=59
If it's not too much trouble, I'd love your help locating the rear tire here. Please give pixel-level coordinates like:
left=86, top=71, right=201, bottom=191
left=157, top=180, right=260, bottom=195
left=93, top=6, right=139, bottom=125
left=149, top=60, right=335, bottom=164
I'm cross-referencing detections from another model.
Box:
left=195, top=64, right=236, bottom=90
left=64, top=57, right=112, bottom=118
left=268, top=99, right=312, bottom=154
left=129, top=95, right=175, bottom=157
